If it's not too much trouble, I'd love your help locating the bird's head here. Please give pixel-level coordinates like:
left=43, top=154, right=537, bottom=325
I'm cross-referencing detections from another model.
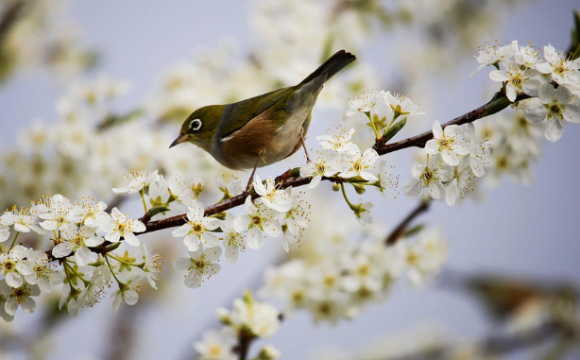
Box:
left=170, top=105, right=224, bottom=152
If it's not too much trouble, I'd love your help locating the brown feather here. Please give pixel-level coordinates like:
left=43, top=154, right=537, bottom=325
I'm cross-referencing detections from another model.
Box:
left=219, top=116, right=280, bottom=170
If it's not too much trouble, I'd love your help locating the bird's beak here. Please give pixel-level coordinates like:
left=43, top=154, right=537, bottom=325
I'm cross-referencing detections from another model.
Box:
left=170, top=135, right=186, bottom=148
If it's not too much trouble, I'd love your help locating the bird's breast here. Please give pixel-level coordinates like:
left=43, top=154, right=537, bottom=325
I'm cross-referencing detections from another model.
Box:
left=214, top=113, right=309, bottom=170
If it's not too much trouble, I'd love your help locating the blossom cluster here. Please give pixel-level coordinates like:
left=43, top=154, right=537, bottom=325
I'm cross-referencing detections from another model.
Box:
left=0, top=0, right=94, bottom=82
left=404, top=121, right=491, bottom=205
left=477, top=109, right=544, bottom=186
left=473, top=41, right=580, bottom=141
left=343, top=89, right=425, bottom=144
left=172, top=176, right=311, bottom=288
left=194, top=291, right=281, bottom=360
left=0, top=193, right=162, bottom=320
left=301, top=126, right=399, bottom=224
left=259, top=227, right=447, bottom=324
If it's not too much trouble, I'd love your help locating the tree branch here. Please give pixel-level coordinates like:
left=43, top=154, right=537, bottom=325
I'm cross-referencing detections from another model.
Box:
left=233, top=329, right=256, bottom=360
left=141, top=90, right=522, bottom=236
left=385, top=200, right=431, bottom=245
left=372, top=91, right=529, bottom=154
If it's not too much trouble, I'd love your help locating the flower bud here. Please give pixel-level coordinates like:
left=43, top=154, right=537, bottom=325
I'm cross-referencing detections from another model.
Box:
left=191, top=178, right=205, bottom=200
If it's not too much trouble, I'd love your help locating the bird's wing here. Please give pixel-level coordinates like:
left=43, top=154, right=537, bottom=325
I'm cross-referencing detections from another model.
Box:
left=219, top=87, right=293, bottom=138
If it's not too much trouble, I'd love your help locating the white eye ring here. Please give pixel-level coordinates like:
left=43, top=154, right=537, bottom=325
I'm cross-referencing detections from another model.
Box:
left=189, top=119, right=202, bottom=132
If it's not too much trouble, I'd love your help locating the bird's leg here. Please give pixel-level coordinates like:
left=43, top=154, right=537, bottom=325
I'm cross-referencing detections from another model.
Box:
left=300, top=133, right=311, bottom=163
left=244, top=157, right=260, bottom=196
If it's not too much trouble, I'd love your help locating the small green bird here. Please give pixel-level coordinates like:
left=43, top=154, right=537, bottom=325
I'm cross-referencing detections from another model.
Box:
left=170, top=50, right=356, bottom=183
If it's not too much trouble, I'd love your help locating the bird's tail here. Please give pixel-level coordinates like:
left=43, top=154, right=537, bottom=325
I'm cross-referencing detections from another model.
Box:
left=298, top=50, right=356, bottom=87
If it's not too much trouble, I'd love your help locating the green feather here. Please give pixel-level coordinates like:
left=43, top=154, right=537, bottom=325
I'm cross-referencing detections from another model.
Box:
left=217, top=87, right=294, bottom=138
left=217, top=50, right=356, bottom=139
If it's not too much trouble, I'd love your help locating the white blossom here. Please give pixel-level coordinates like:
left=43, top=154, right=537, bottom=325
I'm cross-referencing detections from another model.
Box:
left=36, top=194, right=83, bottom=231
left=514, top=44, right=541, bottom=69
left=405, top=228, right=448, bottom=287
left=524, top=84, right=580, bottom=142
left=173, top=247, right=222, bottom=288
left=339, top=147, right=380, bottom=181
left=0, top=207, right=46, bottom=234
left=489, top=60, right=541, bottom=102
left=233, top=197, right=282, bottom=250
left=404, top=154, right=452, bottom=200
left=353, top=200, right=374, bottom=225
left=425, top=121, right=472, bottom=166
left=253, top=175, right=292, bottom=213
left=300, top=149, right=342, bottom=188
left=220, top=213, right=246, bottom=263
left=149, top=174, right=195, bottom=208
left=53, top=224, right=103, bottom=266
left=340, top=253, right=382, bottom=295
left=172, top=201, right=220, bottom=251
left=216, top=175, right=243, bottom=199
left=99, top=208, right=146, bottom=246
left=470, top=40, right=517, bottom=77
left=282, top=194, right=310, bottom=237
left=137, top=244, right=162, bottom=289
left=194, top=328, right=237, bottom=360
left=2, top=282, right=41, bottom=316
left=77, top=199, right=107, bottom=228
left=376, top=159, right=400, bottom=199
left=445, top=159, right=474, bottom=206
left=111, top=272, right=142, bottom=313
left=112, top=169, right=159, bottom=194
left=535, top=44, right=580, bottom=86
left=64, top=271, right=105, bottom=317
left=219, top=296, right=280, bottom=338
left=316, top=127, right=359, bottom=155
left=463, top=123, right=490, bottom=177
left=23, top=250, right=65, bottom=293
left=0, top=280, right=15, bottom=322
left=167, top=174, right=196, bottom=206
left=385, top=92, right=426, bottom=120
left=0, top=245, right=33, bottom=288
left=345, top=89, right=393, bottom=129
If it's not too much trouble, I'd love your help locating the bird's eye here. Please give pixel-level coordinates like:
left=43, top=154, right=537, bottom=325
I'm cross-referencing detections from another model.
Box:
left=189, top=119, right=202, bottom=132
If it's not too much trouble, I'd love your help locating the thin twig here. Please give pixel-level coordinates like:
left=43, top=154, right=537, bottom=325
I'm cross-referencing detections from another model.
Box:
left=385, top=200, right=431, bottom=245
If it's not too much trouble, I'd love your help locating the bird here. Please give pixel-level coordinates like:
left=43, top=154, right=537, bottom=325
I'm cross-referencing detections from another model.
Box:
left=170, top=50, right=356, bottom=188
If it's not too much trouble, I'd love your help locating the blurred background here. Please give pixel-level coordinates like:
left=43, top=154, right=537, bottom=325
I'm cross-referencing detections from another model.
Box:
left=0, top=0, right=579, bottom=359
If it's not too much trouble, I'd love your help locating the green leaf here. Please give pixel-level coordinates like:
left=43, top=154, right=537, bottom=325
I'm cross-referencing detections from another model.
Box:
left=289, top=167, right=301, bottom=177
left=148, top=205, right=171, bottom=218
left=382, top=118, right=407, bottom=142
left=403, top=224, right=424, bottom=238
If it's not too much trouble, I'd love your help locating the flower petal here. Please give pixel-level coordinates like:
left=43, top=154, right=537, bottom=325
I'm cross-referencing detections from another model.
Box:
left=173, top=257, right=192, bottom=271
left=52, top=243, right=74, bottom=258
left=544, top=119, right=563, bottom=142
